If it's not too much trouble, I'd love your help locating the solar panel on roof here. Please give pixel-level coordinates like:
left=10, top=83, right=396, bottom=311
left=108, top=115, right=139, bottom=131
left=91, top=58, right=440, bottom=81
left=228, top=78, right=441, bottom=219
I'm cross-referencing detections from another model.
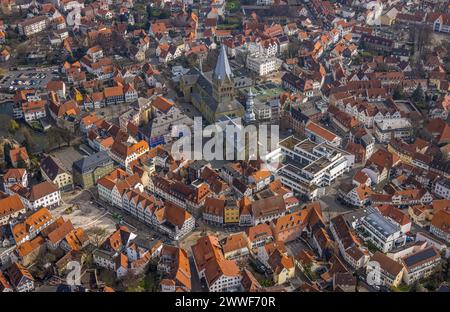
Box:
left=403, top=248, right=438, bottom=267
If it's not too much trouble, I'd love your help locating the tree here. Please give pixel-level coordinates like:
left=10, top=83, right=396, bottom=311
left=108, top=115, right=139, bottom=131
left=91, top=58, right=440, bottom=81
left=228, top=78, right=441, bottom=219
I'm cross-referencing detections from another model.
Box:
left=16, top=153, right=27, bottom=169
left=22, top=127, right=36, bottom=152
left=393, top=87, right=404, bottom=100
left=3, top=143, right=12, bottom=165
left=260, top=279, right=274, bottom=287
left=8, top=119, right=20, bottom=133
left=409, top=281, right=420, bottom=292
left=0, top=114, right=13, bottom=134
left=411, top=85, right=426, bottom=108
left=86, top=226, right=108, bottom=248
left=47, top=128, right=64, bottom=149
left=58, top=128, right=73, bottom=147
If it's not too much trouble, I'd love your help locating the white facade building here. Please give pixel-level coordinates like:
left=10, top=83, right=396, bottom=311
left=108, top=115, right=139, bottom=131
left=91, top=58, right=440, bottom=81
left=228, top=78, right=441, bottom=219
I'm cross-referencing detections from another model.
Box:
left=277, top=136, right=354, bottom=200
left=246, top=53, right=281, bottom=76
left=355, top=210, right=406, bottom=253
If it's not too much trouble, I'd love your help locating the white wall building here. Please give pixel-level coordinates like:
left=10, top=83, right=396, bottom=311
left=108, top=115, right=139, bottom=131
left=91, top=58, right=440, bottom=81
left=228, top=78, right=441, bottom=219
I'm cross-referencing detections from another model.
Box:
left=246, top=53, right=281, bottom=76
left=355, top=210, right=406, bottom=253
left=277, top=136, right=354, bottom=200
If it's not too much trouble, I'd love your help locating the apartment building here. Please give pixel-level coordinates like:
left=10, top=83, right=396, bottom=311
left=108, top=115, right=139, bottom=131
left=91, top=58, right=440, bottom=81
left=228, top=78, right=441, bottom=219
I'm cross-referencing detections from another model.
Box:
left=97, top=169, right=143, bottom=208
left=330, top=215, right=369, bottom=269
left=159, top=245, right=192, bottom=292
left=40, top=155, right=73, bottom=191
left=109, top=140, right=149, bottom=169
left=12, top=181, right=61, bottom=210
left=203, top=197, right=225, bottom=226
left=21, top=101, right=47, bottom=122
left=355, top=209, right=406, bottom=253
left=368, top=252, right=404, bottom=288
left=246, top=53, right=281, bottom=76
left=305, top=121, right=342, bottom=147
left=374, top=118, right=413, bottom=143
left=278, top=136, right=354, bottom=200
left=191, top=235, right=242, bottom=292
left=434, top=178, right=450, bottom=199
left=401, top=246, right=441, bottom=285
left=151, top=201, right=195, bottom=241
left=429, top=210, right=450, bottom=243
left=151, top=175, right=210, bottom=213
left=12, top=208, right=54, bottom=245
left=103, top=86, right=124, bottom=105
left=18, top=15, right=48, bottom=37
left=6, top=262, right=34, bottom=292
left=251, top=195, right=287, bottom=225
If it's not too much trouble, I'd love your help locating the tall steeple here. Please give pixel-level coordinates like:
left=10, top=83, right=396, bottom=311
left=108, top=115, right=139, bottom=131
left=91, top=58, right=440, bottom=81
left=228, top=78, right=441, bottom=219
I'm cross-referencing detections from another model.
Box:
left=214, top=44, right=233, bottom=81
left=212, top=44, right=234, bottom=103
left=244, top=88, right=256, bottom=124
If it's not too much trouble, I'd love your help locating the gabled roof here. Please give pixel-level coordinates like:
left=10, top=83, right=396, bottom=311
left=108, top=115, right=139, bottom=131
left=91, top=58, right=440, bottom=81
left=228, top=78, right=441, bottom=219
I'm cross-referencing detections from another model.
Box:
left=9, top=147, right=29, bottom=164
left=0, top=195, right=25, bottom=219
left=29, top=181, right=58, bottom=201
left=241, top=268, right=261, bottom=292
left=222, top=232, right=248, bottom=254
left=7, top=262, right=34, bottom=288
left=0, top=271, right=12, bottom=291
left=370, top=251, right=404, bottom=277
left=40, top=155, right=68, bottom=181
left=246, top=223, right=273, bottom=242
left=431, top=210, right=450, bottom=235
left=251, top=195, right=286, bottom=218
left=164, top=202, right=192, bottom=228
left=203, top=196, right=225, bottom=217
left=3, top=168, right=26, bottom=183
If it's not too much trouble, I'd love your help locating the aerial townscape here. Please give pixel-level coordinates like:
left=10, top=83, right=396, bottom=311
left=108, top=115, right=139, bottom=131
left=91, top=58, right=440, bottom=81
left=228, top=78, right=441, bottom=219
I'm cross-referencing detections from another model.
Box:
left=0, top=0, right=449, bottom=295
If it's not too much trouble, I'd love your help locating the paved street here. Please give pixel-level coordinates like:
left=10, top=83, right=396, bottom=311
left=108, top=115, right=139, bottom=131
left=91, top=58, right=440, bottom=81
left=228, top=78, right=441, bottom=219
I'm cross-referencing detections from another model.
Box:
left=319, top=163, right=366, bottom=222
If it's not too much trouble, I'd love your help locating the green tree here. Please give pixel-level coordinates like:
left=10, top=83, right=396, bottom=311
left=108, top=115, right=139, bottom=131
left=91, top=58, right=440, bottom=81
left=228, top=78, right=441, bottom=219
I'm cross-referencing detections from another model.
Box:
left=411, top=85, right=425, bottom=108
left=409, top=281, right=420, bottom=292
left=393, top=87, right=404, bottom=100
left=260, top=279, right=274, bottom=287
left=16, top=153, right=27, bottom=168
left=8, top=120, right=20, bottom=133
left=3, top=143, right=12, bottom=165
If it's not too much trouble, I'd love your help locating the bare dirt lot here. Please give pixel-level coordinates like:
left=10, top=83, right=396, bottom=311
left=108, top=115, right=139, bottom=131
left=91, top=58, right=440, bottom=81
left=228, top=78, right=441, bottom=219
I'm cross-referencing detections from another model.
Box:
left=54, top=189, right=117, bottom=235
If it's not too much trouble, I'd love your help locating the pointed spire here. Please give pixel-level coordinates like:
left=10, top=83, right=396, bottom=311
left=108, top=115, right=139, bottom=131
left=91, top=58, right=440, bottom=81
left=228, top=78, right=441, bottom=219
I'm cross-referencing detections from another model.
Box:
left=214, top=45, right=233, bottom=81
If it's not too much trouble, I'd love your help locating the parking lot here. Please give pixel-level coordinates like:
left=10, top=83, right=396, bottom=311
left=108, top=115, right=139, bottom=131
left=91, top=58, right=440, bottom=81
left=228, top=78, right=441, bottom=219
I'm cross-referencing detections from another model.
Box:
left=0, top=68, right=57, bottom=92
left=50, top=146, right=86, bottom=173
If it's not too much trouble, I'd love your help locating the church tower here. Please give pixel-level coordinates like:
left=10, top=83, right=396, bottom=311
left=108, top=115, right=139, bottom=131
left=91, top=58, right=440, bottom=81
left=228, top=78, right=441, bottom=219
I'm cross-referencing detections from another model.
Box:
left=212, top=45, right=235, bottom=103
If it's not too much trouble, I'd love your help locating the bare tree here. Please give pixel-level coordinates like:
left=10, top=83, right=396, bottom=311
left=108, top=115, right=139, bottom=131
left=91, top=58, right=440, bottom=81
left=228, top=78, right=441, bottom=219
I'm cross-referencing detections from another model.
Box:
left=86, top=226, right=108, bottom=248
